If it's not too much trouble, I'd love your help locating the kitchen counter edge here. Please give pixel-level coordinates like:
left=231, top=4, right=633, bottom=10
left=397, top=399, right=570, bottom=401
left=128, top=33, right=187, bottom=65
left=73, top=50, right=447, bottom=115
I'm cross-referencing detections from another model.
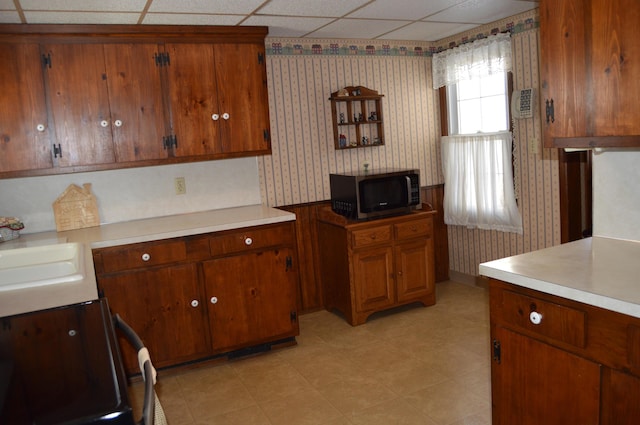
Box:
left=479, top=236, right=640, bottom=319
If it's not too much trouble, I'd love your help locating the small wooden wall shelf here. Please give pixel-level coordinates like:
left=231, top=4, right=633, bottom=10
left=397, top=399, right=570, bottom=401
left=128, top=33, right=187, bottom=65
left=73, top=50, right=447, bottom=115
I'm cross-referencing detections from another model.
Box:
left=329, top=86, right=384, bottom=150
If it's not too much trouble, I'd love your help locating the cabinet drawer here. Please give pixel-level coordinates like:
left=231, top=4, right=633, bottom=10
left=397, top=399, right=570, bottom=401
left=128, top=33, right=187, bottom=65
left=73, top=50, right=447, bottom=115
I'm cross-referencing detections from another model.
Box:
left=499, top=289, right=587, bottom=348
left=351, top=225, right=392, bottom=248
left=394, top=218, right=432, bottom=240
left=209, top=223, right=294, bottom=257
left=98, top=240, right=188, bottom=273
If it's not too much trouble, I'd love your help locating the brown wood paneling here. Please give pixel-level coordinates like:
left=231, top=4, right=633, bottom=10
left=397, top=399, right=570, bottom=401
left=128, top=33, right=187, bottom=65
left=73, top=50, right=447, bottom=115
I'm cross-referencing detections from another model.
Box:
left=279, top=203, right=326, bottom=313
left=421, top=184, right=449, bottom=282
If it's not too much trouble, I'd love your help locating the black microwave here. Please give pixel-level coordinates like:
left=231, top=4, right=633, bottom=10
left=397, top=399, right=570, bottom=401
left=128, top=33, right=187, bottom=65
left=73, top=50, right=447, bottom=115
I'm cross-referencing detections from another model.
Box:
left=330, top=168, right=421, bottom=220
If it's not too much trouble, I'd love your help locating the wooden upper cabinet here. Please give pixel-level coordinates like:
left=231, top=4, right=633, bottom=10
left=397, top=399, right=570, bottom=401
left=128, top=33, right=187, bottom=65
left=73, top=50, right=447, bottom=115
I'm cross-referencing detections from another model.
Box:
left=166, top=42, right=271, bottom=158
left=540, top=0, right=640, bottom=147
left=43, top=43, right=115, bottom=167
left=165, top=43, right=221, bottom=156
left=0, top=43, right=52, bottom=173
left=103, top=44, right=169, bottom=162
left=0, top=25, right=270, bottom=178
left=215, top=43, right=271, bottom=155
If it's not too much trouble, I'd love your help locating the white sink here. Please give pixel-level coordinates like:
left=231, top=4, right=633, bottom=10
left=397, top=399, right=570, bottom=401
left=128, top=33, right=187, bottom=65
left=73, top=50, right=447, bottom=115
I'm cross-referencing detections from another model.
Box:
left=0, top=243, right=85, bottom=292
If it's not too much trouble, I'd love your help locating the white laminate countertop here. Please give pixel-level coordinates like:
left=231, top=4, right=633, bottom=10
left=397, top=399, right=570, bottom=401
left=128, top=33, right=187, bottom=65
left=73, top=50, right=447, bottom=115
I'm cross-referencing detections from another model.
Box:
left=479, top=236, right=640, bottom=319
left=0, top=204, right=296, bottom=317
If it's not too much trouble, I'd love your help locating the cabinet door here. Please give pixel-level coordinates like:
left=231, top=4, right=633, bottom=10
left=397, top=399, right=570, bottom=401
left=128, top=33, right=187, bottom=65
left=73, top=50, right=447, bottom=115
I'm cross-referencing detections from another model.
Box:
left=97, top=264, right=210, bottom=374
left=214, top=43, right=271, bottom=155
left=394, top=239, right=434, bottom=303
left=43, top=44, right=115, bottom=167
left=103, top=44, right=169, bottom=162
left=540, top=0, right=588, bottom=144
left=165, top=43, right=221, bottom=156
left=601, top=369, right=640, bottom=425
left=352, top=245, right=395, bottom=313
left=0, top=43, right=52, bottom=173
left=590, top=0, right=640, bottom=136
left=165, top=42, right=270, bottom=157
left=202, top=248, right=299, bottom=352
left=491, top=326, right=600, bottom=425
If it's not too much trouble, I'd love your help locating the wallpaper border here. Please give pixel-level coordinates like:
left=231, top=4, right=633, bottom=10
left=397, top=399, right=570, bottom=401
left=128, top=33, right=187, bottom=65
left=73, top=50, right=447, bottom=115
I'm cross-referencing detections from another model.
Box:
left=265, top=9, right=539, bottom=57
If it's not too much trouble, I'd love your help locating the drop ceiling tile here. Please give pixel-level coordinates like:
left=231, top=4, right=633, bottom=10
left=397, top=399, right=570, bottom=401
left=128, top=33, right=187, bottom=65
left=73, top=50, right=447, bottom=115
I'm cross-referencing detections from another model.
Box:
left=382, top=21, right=477, bottom=41
left=426, top=0, right=537, bottom=24
left=0, top=11, right=21, bottom=23
left=149, top=0, right=264, bottom=14
left=244, top=16, right=334, bottom=38
left=347, top=0, right=466, bottom=20
left=306, top=18, right=409, bottom=39
left=19, top=0, right=147, bottom=12
left=143, top=13, right=243, bottom=26
left=258, top=0, right=370, bottom=18
left=24, top=11, right=140, bottom=24
left=0, top=0, right=15, bottom=9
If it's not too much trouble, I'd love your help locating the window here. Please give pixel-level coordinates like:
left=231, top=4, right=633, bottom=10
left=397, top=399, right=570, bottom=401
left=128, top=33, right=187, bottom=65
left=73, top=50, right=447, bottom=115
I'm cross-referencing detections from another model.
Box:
left=432, top=33, right=522, bottom=234
left=447, top=71, right=510, bottom=135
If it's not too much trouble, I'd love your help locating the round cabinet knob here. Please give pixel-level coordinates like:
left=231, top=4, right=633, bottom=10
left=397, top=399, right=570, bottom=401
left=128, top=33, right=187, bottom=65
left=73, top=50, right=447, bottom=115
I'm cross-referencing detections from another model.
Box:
left=100, top=120, right=109, bottom=127
left=114, top=119, right=123, bottom=127
left=190, top=300, right=199, bottom=308
left=141, top=253, right=151, bottom=262
left=222, top=112, right=230, bottom=120
left=211, top=114, right=220, bottom=121
left=244, top=237, right=253, bottom=246
left=210, top=296, right=218, bottom=304
left=36, top=124, right=46, bottom=132
left=529, top=311, right=543, bottom=325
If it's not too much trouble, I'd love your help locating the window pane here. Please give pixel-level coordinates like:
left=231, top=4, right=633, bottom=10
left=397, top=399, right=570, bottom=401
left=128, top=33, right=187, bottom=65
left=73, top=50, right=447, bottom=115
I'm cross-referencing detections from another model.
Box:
left=450, top=72, right=509, bottom=135
left=458, top=98, right=482, bottom=134
left=480, top=72, right=506, bottom=96
left=458, top=78, right=480, bottom=100
left=481, top=95, right=508, bottom=132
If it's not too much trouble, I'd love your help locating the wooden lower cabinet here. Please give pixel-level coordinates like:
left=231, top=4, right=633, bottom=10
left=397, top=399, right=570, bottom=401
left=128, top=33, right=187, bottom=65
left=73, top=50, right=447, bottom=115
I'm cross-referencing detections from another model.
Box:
left=93, top=222, right=299, bottom=375
left=490, top=278, right=640, bottom=424
left=203, top=246, right=298, bottom=352
left=97, top=263, right=211, bottom=374
left=317, top=207, right=436, bottom=325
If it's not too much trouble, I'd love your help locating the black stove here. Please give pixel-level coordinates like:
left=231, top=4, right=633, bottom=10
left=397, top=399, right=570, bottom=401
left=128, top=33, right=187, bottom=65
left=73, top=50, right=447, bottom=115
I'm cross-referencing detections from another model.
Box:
left=0, top=299, right=135, bottom=424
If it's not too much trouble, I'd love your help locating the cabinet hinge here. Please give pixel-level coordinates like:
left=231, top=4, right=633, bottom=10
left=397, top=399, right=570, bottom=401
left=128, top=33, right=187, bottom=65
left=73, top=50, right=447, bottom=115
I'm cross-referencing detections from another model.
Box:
left=285, top=255, right=293, bottom=271
left=53, top=144, right=62, bottom=158
left=263, top=129, right=270, bottom=142
left=258, top=52, right=264, bottom=64
left=290, top=311, right=297, bottom=322
left=154, top=52, right=171, bottom=67
left=162, top=135, right=178, bottom=149
left=42, top=53, right=52, bottom=68
left=492, top=339, right=501, bottom=364
left=545, top=99, right=555, bottom=124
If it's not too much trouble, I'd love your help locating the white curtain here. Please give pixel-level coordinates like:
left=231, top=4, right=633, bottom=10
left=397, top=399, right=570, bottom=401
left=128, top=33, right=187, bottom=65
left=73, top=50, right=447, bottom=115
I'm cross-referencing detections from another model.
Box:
left=442, top=132, right=523, bottom=234
left=432, top=33, right=512, bottom=89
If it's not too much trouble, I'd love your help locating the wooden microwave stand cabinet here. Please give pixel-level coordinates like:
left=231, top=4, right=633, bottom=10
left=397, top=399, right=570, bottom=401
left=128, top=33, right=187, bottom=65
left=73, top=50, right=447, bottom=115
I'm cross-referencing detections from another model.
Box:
left=92, top=222, right=300, bottom=375
left=490, top=278, right=640, bottom=425
left=317, top=206, right=436, bottom=326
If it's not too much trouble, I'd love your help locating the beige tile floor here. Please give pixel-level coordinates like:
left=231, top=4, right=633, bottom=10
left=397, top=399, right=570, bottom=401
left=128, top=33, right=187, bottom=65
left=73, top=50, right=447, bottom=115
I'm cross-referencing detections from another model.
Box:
left=130, top=280, right=492, bottom=425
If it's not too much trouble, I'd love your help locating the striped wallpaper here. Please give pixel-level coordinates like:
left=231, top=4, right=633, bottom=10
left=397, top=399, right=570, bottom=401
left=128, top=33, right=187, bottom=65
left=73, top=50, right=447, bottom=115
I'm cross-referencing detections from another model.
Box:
left=259, top=8, right=562, bottom=277
left=258, top=42, right=442, bottom=206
